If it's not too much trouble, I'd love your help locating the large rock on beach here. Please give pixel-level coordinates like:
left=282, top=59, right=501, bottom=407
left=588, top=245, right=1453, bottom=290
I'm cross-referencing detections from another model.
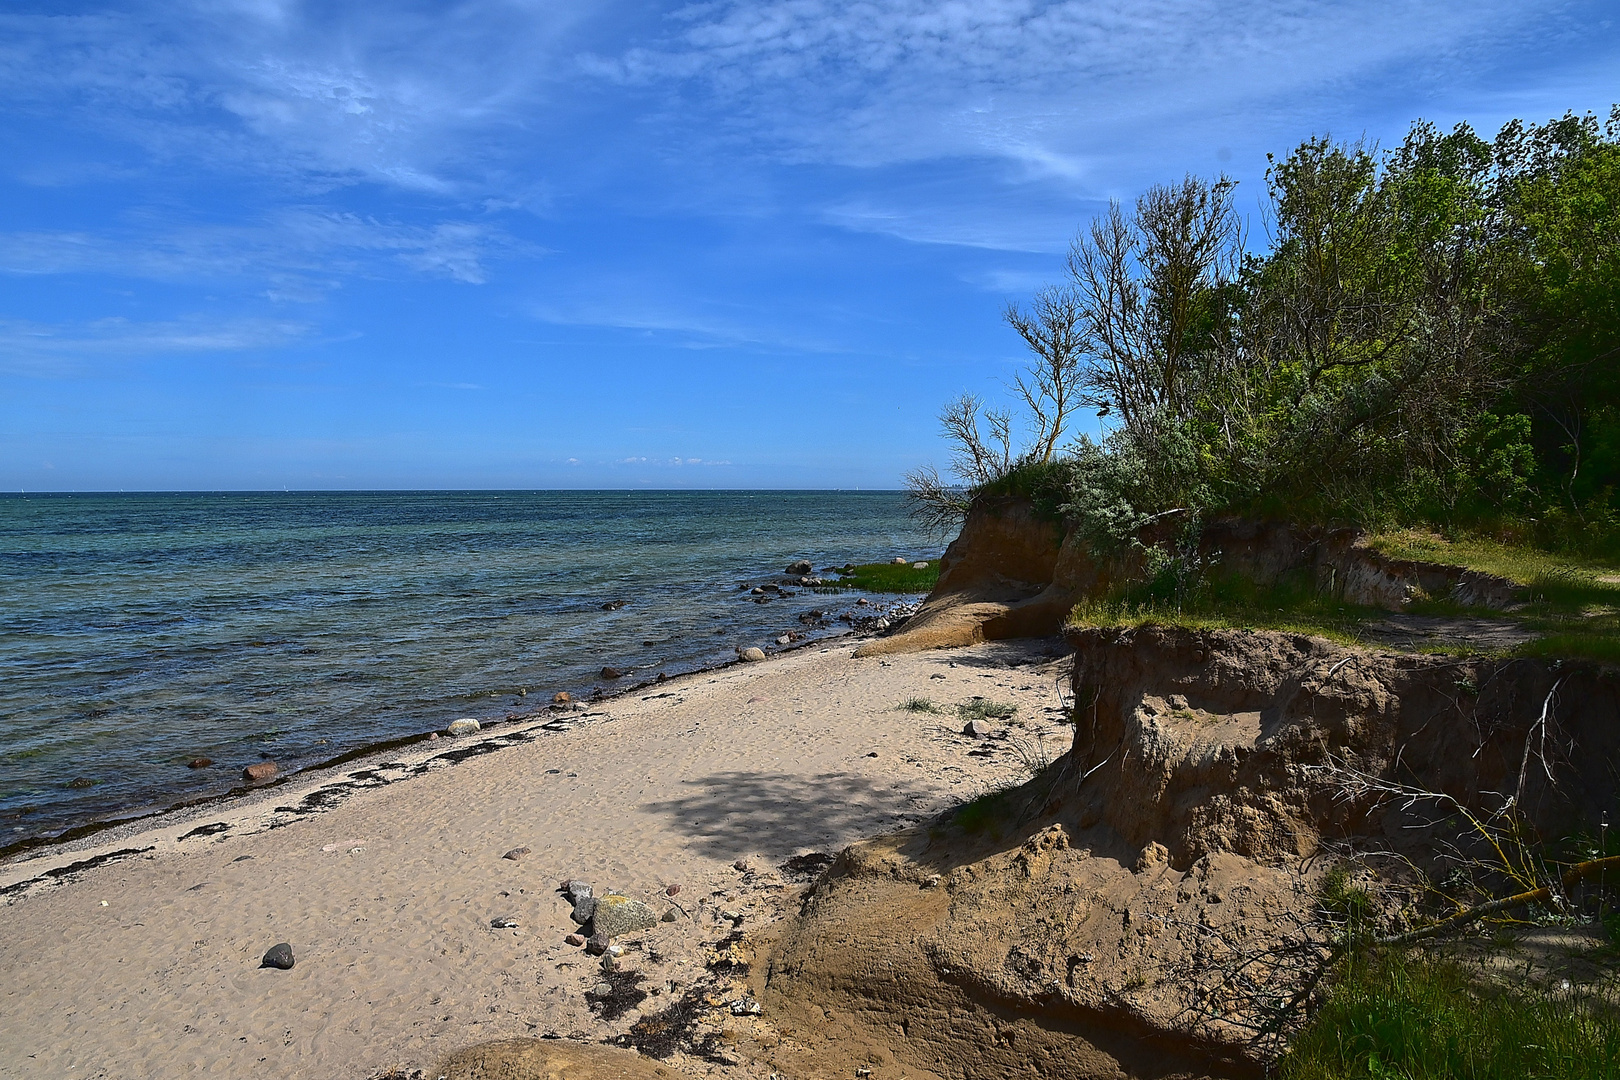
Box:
left=590, top=894, right=657, bottom=939
left=446, top=718, right=481, bottom=736
left=242, top=762, right=278, bottom=782
left=261, top=942, right=294, bottom=969
left=786, top=560, right=813, bottom=574
left=739, top=647, right=766, bottom=662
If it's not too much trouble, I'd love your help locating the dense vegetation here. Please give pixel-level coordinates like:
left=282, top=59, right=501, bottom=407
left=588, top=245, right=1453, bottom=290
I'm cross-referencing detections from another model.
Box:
left=912, top=107, right=1620, bottom=558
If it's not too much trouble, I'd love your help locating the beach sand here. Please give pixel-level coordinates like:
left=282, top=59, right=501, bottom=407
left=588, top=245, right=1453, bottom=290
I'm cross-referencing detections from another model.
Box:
left=0, top=637, right=1073, bottom=1079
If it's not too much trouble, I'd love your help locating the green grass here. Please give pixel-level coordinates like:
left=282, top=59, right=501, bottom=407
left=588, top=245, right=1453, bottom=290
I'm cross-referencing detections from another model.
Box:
left=956, top=698, right=1018, bottom=723
left=1366, top=530, right=1620, bottom=590
left=1064, top=541, right=1620, bottom=663
left=1067, top=571, right=1392, bottom=650
left=1280, top=950, right=1620, bottom=1080
left=899, top=696, right=943, bottom=713
left=1372, top=531, right=1620, bottom=662
left=817, top=559, right=940, bottom=593
left=952, top=789, right=1013, bottom=835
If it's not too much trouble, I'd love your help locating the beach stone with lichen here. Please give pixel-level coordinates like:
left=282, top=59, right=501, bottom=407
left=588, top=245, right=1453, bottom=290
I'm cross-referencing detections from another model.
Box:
left=446, top=718, right=480, bottom=736
left=590, top=894, right=656, bottom=939
left=740, top=647, right=766, bottom=662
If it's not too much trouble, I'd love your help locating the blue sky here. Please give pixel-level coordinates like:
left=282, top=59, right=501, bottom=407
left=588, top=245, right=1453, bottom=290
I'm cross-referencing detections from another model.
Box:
left=2, top=1, right=1616, bottom=490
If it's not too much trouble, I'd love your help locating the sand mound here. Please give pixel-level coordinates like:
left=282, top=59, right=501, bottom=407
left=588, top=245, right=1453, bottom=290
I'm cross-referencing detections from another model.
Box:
left=766, top=626, right=1617, bottom=1078
left=439, top=1039, right=677, bottom=1080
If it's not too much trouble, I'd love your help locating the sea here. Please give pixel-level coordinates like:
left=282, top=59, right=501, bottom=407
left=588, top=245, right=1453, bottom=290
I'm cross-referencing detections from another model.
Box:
left=0, top=490, right=941, bottom=848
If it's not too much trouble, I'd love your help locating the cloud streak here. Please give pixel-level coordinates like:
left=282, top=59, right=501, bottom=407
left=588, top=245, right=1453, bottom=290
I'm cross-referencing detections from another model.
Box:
left=0, top=315, right=312, bottom=375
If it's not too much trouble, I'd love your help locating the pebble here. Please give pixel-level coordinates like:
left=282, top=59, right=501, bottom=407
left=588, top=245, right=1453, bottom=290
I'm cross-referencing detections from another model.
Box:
left=661, top=909, right=678, bottom=923
left=892, top=556, right=909, bottom=564
left=552, top=691, right=572, bottom=705
left=242, top=762, right=278, bottom=782
left=261, top=943, right=295, bottom=970
left=585, top=933, right=610, bottom=956
left=600, top=666, right=623, bottom=680
left=733, top=859, right=751, bottom=872
left=490, top=917, right=519, bottom=928
left=187, top=757, right=213, bottom=769
left=590, top=981, right=614, bottom=998
left=446, top=718, right=481, bottom=736
left=564, top=879, right=593, bottom=901
left=776, top=635, right=791, bottom=645
left=572, top=896, right=598, bottom=924
left=963, top=719, right=993, bottom=738
left=565, top=933, right=586, bottom=947
left=739, top=647, right=766, bottom=662
left=856, top=597, right=870, bottom=606
left=601, top=600, right=627, bottom=610
left=502, top=847, right=531, bottom=861
left=665, top=883, right=681, bottom=896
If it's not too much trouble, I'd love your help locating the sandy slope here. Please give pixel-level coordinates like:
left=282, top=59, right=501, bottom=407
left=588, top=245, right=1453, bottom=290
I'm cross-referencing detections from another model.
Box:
left=0, top=638, right=1072, bottom=1079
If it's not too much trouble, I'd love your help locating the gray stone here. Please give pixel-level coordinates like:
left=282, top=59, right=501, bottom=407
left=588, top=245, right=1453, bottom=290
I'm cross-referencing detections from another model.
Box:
left=446, top=718, right=480, bottom=736
left=892, top=556, right=909, bottom=565
left=490, top=917, right=519, bottom=928
left=590, top=894, right=657, bottom=939
left=661, top=909, right=678, bottom=923
left=585, top=933, right=610, bottom=955
left=786, top=560, right=813, bottom=575
left=776, top=635, right=791, bottom=645
left=502, top=847, right=531, bottom=861
left=571, top=896, right=598, bottom=924
left=963, top=719, right=993, bottom=738
left=564, top=879, right=593, bottom=902
left=261, top=942, right=294, bottom=970
left=590, top=981, right=614, bottom=998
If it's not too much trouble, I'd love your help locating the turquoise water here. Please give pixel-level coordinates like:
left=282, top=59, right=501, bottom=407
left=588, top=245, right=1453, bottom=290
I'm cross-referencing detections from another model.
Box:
left=0, top=491, right=938, bottom=845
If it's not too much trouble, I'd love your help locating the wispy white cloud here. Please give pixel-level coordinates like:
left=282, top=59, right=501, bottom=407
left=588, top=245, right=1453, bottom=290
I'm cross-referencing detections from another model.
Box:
left=586, top=0, right=1578, bottom=180
left=0, top=315, right=312, bottom=375
left=0, top=210, right=530, bottom=291
left=0, top=3, right=598, bottom=195
left=531, top=292, right=845, bottom=353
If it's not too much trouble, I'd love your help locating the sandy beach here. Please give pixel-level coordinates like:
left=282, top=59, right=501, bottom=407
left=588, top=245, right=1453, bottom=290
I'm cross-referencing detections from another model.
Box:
left=0, top=636, right=1073, bottom=1079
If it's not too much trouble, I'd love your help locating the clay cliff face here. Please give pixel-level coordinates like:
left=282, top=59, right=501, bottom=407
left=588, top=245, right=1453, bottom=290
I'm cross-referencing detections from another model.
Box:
left=858, top=499, right=1523, bottom=657
left=768, top=627, right=1618, bottom=1080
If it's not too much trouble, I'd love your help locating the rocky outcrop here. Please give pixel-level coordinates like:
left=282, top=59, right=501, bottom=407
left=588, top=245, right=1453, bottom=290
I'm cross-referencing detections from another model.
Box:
left=768, top=628, right=1618, bottom=1079
left=858, top=500, right=1523, bottom=656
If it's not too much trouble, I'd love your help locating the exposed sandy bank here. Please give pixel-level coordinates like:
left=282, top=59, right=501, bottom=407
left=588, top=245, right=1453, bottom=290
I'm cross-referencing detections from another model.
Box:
left=0, top=638, right=1073, bottom=1080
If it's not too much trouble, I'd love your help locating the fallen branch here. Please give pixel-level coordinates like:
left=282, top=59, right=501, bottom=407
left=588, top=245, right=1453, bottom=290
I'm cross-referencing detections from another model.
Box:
left=1376, top=853, right=1620, bottom=947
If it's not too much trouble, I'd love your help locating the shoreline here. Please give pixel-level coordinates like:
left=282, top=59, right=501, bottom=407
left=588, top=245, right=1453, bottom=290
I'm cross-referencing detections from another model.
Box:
left=0, top=632, right=1074, bottom=1079
left=0, top=586, right=924, bottom=864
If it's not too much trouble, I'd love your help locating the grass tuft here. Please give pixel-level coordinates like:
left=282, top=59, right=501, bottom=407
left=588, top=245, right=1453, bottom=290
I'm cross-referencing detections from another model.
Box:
left=1280, top=949, right=1620, bottom=1080
left=817, top=559, right=940, bottom=594
left=956, top=698, right=1017, bottom=723
left=899, top=696, right=943, bottom=714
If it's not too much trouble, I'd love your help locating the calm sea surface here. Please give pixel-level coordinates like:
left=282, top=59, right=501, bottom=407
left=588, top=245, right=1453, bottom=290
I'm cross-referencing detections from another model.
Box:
left=0, top=491, right=939, bottom=845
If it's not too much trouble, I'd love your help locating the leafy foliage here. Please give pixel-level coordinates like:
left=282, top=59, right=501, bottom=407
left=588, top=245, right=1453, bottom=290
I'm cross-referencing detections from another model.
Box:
left=911, top=105, right=1620, bottom=558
